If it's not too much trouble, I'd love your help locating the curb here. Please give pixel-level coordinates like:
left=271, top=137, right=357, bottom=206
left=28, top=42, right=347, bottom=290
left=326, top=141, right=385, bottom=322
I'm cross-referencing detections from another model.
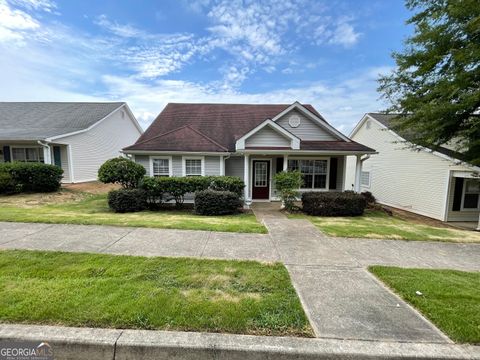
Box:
left=1, top=324, right=479, bottom=360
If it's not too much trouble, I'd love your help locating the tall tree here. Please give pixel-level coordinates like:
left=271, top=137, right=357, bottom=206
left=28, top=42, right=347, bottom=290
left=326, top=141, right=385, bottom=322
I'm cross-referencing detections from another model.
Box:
left=378, top=0, right=480, bottom=165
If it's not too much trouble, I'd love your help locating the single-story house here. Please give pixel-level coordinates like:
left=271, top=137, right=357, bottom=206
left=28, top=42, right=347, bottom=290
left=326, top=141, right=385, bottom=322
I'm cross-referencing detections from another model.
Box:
left=123, top=102, right=375, bottom=203
left=0, top=102, right=143, bottom=183
left=346, top=113, right=480, bottom=230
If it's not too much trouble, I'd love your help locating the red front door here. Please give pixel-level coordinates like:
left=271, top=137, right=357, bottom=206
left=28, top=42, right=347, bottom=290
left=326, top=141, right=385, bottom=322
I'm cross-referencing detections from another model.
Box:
left=252, top=160, right=270, bottom=200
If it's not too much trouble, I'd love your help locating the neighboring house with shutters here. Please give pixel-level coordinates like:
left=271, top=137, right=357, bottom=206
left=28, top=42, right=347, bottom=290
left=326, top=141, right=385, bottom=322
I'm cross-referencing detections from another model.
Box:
left=123, top=102, right=375, bottom=204
left=0, top=102, right=143, bottom=183
left=346, top=113, right=480, bottom=230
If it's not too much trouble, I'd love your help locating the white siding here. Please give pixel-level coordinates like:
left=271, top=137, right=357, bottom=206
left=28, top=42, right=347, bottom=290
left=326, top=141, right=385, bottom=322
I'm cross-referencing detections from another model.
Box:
left=276, top=110, right=338, bottom=141
left=135, top=155, right=150, bottom=176
left=347, top=118, right=474, bottom=220
left=205, top=156, right=221, bottom=175
left=225, top=156, right=244, bottom=180
left=58, top=145, right=70, bottom=182
left=136, top=155, right=222, bottom=177
left=57, top=108, right=142, bottom=183
left=245, top=126, right=291, bottom=147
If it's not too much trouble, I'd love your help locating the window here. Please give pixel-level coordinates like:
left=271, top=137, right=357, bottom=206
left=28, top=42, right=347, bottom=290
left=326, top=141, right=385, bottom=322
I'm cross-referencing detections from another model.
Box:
left=462, top=180, right=480, bottom=210
left=184, top=158, right=203, bottom=176
left=287, top=159, right=328, bottom=189
left=11, top=147, right=44, bottom=163
left=152, top=158, right=170, bottom=177
left=360, top=171, right=370, bottom=187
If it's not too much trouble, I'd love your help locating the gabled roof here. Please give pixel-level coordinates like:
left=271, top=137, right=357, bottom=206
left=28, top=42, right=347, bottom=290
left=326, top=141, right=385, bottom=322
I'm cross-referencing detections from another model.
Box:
left=0, top=102, right=126, bottom=140
left=126, top=103, right=329, bottom=152
left=124, top=125, right=228, bottom=152
left=365, top=113, right=465, bottom=160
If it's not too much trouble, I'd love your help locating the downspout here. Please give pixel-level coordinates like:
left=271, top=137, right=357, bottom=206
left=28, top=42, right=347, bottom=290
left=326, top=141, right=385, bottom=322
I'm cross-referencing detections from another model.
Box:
left=37, top=140, right=52, bottom=165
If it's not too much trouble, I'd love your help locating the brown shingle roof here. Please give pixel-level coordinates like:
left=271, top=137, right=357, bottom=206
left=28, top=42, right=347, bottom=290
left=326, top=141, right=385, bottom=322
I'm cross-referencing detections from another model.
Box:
left=300, top=141, right=375, bottom=152
left=126, top=103, right=325, bottom=152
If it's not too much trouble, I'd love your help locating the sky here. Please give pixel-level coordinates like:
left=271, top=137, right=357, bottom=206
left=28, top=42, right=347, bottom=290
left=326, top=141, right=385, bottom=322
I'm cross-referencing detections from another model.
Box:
left=0, top=0, right=413, bottom=133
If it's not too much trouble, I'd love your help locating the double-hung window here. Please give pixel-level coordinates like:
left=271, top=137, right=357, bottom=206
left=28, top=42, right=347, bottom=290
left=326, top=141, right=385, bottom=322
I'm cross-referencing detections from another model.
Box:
left=462, top=180, right=480, bottom=210
left=11, top=147, right=44, bottom=163
left=184, top=158, right=203, bottom=177
left=287, top=159, right=328, bottom=189
left=151, top=157, right=171, bottom=177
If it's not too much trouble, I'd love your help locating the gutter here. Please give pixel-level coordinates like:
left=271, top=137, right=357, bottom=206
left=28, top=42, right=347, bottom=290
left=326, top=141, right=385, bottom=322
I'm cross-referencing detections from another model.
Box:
left=37, top=140, right=52, bottom=165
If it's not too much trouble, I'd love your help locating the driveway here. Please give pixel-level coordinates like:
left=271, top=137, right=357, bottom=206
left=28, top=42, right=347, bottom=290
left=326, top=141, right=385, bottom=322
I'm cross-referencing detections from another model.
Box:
left=1, top=217, right=479, bottom=344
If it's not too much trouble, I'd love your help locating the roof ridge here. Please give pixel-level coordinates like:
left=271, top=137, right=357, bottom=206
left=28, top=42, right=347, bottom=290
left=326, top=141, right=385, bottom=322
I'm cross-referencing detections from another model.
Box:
left=185, top=125, right=229, bottom=151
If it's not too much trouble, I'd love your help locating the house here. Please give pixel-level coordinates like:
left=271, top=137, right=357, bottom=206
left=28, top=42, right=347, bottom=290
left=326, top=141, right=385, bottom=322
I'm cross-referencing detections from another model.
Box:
left=0, top=102, right=143, bottom=183
left=346, top=113, right=480, bottom=230
left=123, top=102, right=375, bottom=203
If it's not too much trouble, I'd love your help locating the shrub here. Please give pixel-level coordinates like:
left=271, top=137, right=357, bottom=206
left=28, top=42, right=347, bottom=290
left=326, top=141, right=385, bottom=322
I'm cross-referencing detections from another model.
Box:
left=0, top=170, right=16, bottom=194
left=194, top=190, right=242, bottom=215
left=98, top=157, right=146, bottom=189
left=361, top=191, right=376, bottom=206
left=302, top=191, right=367, bottom=216
left=0, top=162, right=63, bottom=193
left=107, top=189, right=147, bottom=213
left=273, top=171, right=303, bottom=211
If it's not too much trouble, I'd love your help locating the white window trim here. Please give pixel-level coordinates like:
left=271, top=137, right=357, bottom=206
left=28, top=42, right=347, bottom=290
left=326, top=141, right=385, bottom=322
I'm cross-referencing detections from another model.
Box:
left=360, top=170, right=371, bottom=188
left=10, top=146, right=45, bottom=163
left=460, top=179, right=480, bottom=211
left=182, top=156, right=205, bottom=176
left=149, top=156, right=172, bottom=177
left=287, top=157, right=330, bottom=191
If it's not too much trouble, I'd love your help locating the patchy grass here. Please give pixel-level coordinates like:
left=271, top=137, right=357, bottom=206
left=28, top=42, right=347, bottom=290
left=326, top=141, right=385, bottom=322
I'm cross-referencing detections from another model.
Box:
left=369, top=266, right=480, bottom=344
left=288, top=210, right=480, bottom=242
left=0, top=192, right=266, bottom=234
left=0, top=250, right=313, bottom=336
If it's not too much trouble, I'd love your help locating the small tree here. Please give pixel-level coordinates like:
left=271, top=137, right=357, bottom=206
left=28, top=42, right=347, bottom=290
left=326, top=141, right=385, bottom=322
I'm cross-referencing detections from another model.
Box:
left=273, top=171, right=303, bottom=211
left=98, top=157, right=146, bottom=189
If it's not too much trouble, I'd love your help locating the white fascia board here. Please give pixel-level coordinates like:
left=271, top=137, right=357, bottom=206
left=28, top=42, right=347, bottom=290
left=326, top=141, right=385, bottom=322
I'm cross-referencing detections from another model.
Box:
left=272, top=102, right=350, bottom=142
left=235, top=119, right=300, bottom=150
left=45, top=103, right=142, bottom=141
left=236, top=149, right=377, bottom=155
left=122, top=150, right=231, bottom=156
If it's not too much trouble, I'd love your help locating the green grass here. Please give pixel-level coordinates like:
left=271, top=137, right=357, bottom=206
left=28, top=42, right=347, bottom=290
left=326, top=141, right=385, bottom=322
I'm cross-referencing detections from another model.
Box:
left=0, top=250, right=312, bottom=336
left=288, top=210, right=480, bottom=242
left=0, top=193, right=267, bottom=233
left=369, top=266, right=480, bottom=344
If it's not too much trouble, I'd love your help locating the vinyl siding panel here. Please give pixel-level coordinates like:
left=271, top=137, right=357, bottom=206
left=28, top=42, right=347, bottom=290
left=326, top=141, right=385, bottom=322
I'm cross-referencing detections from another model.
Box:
left=58, top=145, right=70, bottom=182
left=276, top=110, right=338, bottom=141
left=347, top=118, right=474, bottom=220
left=57, top=108, right=142, bottom=183
left=225, top=156, right=244, bottom=180
left=172, top=156, right=182, bottom=176
left=134, top=155, right=150, bottom=176
left=205, top=156, right=221, bottom=175
left=245, top=126, right=291, bottom=147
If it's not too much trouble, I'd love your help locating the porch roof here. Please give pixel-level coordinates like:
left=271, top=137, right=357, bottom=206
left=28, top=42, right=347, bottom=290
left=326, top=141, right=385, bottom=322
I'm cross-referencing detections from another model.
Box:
left=243, top=140, right=375, bottom=154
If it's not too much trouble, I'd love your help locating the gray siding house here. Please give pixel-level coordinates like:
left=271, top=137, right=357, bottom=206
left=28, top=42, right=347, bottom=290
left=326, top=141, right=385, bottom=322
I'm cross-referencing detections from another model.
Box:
left=0, top=102, right=143, bottom=183
left=124, top=102, right=375, bottom=203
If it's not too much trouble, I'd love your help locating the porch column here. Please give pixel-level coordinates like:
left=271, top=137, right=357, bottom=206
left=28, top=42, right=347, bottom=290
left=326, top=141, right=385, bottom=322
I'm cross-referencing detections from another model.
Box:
left=42, top=144, right=52, bottom=165
left=219, top=156, right=225, bottom=175
left=354, top=154, right=362, bottom=193
left=244, top=154, right=250, bottom=204
left=283, top=154, right=288, bottom=171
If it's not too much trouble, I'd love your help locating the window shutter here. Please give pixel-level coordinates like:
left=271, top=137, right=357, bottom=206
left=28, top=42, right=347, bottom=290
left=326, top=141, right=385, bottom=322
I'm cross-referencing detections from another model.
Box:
left=452, top=178, right=464, bottom=211
left=329, top=157, right=338, bottom=190
left=3, top=146, right=10, bottom=162
left=276, top=157, right=284, bottom=173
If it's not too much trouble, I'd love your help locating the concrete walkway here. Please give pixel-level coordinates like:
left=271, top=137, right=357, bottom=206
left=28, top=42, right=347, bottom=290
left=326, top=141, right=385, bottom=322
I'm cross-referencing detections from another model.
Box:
left=1, top=215, right=480, bottom=344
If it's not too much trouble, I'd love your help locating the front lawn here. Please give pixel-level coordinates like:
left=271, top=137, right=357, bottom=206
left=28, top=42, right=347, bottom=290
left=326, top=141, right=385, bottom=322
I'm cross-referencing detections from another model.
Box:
left=289, top=210, right=480, bottom=242
left=0, top=192, right=266, bottom=233
left=0, top=250, right=312, bottom=336
left=369, top=266, right=480, bottom=344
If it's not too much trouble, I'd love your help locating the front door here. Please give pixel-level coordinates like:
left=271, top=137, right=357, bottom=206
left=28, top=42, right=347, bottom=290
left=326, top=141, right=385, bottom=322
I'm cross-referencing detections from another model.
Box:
left=252, top=160, right=270, bottom=200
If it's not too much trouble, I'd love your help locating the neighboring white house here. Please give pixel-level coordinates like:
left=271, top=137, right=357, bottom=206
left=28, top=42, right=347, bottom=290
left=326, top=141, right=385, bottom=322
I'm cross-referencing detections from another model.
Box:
left=0, top=102, right=143, bottom=183
left=345, top=113, right=480, bottom=229
left=123, top=102, right=376, bottom=204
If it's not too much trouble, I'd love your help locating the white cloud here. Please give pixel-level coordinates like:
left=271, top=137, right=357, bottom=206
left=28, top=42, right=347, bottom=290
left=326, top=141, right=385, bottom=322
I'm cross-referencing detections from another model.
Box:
left=329, top=18, right=361, bottom=47
left=0, top=0, right=39, bottom=42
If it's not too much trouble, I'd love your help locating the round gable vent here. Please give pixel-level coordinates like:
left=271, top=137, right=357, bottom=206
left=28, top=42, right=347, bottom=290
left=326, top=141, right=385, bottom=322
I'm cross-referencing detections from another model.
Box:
left=288, top=115, right=301, bottom=128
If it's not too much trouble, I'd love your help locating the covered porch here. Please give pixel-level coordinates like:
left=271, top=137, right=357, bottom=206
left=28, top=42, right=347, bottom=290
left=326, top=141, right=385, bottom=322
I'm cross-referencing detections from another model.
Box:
left=446, top=170, right=480, bottom=231
left=238, top=150, right=370, bottom=204
left=0, top=141, right=72, bottom=183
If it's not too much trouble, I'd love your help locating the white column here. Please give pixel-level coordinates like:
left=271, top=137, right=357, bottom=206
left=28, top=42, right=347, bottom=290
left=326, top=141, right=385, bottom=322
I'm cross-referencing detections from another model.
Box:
left=244, top=154, right=250, bottom=204
left=283, top=154, right=288, bottom=171
left=354, top=154, right=362, bottom=193
left=42, top=145, right=52, bottom=165
left=220, top=156, right=225, bottom=175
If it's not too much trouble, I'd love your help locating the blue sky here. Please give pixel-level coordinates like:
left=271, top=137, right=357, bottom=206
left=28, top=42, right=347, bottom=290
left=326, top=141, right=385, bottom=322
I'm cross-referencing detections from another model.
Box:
left=0, top=0, right=412, bottom=133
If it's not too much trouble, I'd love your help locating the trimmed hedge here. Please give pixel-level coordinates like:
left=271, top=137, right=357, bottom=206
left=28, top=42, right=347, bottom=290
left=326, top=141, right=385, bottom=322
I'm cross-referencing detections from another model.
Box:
left=140, top=176, right=245, bottom=207
left=98, top=157, right=146, bottom=189
left=0, top=162, right=63, bottom=193
left=194, top=190, right=242, bottom=215
left=108, top=189, right=147, bottom=213
left=302, top=191, right=367, bottom=216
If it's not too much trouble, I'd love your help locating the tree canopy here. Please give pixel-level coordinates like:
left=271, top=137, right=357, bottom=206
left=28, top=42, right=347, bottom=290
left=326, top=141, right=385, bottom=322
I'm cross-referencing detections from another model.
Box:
left=378, top=0, right=480, bottom=165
